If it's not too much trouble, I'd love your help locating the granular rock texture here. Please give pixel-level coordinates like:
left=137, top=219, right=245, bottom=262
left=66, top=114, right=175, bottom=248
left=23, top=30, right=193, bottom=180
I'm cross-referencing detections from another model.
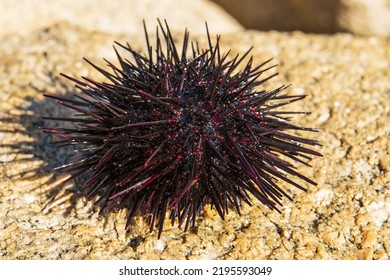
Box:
left=0, top=22, right=389, bottom=259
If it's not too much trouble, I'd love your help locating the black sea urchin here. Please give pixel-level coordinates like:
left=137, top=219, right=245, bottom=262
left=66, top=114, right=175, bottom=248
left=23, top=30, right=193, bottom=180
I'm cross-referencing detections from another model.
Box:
left=43, top=20, right=321, bottom=237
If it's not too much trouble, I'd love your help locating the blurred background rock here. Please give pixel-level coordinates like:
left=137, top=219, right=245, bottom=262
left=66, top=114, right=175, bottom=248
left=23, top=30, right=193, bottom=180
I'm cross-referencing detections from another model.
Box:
left=1, top=0, right=389, bottom=37
left=0, top=0, right=243, bottom=38
left=212, top=0, right=390, bottom=36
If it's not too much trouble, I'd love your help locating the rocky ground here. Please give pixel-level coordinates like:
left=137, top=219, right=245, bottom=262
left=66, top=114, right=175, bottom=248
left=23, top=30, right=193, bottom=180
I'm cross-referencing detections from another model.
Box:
left=0, top=0, right=389, bottom=260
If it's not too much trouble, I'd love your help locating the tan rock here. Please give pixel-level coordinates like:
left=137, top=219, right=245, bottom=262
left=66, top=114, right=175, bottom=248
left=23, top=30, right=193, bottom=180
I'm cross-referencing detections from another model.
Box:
left=213, top=0, right=390, bottom=35
left=357, top=248, right=374, bottom=260
left=361, top=230, right=377, bottom=248
left=0, top=17, right=389, bottom=260
left=373, top=249, right=388, bottom=260
left=338, top=0, right=390, bottom=36
left=322, top=231, right=345, bottom=248
left=213, top=0, right=338, bottom=33
left=0, top=0, right=243, bottom=38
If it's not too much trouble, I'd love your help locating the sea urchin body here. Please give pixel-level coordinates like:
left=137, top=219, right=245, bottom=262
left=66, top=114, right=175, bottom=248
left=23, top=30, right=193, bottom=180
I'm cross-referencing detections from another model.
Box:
left=43, top=20, right=321, bottom=237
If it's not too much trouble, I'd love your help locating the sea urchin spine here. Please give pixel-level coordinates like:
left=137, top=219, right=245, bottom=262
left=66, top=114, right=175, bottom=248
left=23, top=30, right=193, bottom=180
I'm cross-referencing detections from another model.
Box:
left=42, top=20, right=321, bottom=238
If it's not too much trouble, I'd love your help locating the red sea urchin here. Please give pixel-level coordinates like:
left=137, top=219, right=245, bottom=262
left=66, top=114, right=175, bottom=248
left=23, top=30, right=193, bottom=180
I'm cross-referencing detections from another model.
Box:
left=42, top=20, right=321, bottom=238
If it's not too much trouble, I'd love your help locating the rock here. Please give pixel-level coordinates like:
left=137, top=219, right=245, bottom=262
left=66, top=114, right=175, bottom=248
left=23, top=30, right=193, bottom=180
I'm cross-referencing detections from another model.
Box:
left=0, top=11, right=389, bottom=260
left=361, top=230, right=377, bottom=248
left=338, top=0, right=390, bottom=36
left=213, top=0, right=390, bottom=36
left=0, top=0, right=243, bottom=38
left=213, top=0, right=338, bottom=33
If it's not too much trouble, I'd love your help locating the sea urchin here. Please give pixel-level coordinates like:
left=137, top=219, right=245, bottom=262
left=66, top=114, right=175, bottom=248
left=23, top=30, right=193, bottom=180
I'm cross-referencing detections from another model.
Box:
left=42, top=20, right=321, bottom=238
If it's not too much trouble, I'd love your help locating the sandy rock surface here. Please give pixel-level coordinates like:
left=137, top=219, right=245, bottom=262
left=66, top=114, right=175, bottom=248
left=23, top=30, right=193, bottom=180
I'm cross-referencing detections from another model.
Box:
left=0, top=5, right=389, bottom=260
